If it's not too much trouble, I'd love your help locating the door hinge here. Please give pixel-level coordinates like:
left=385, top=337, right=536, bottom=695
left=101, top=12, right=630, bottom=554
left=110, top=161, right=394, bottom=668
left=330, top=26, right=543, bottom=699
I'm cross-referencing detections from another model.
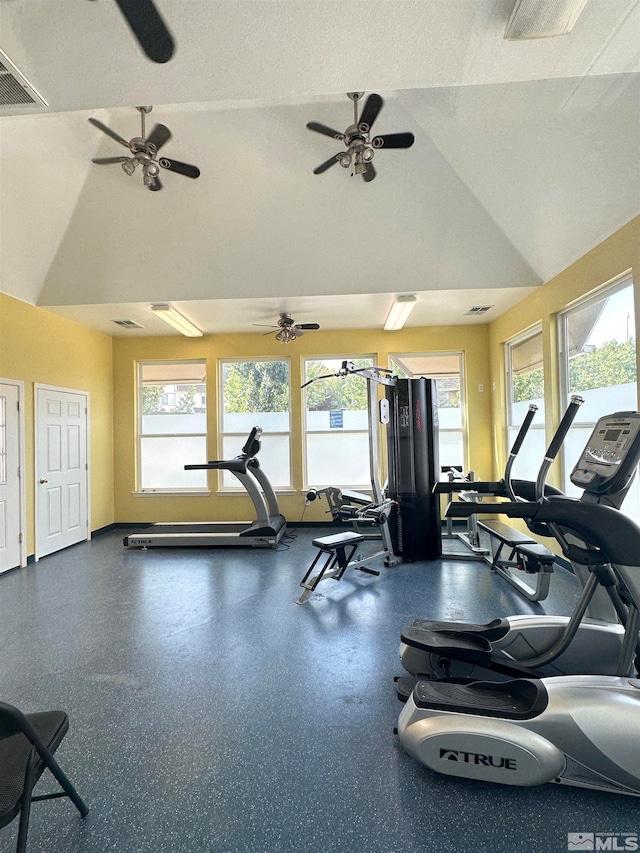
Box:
left=18, top=533, right=23, bottom=544
left=17, top=399, right=21, bottom=411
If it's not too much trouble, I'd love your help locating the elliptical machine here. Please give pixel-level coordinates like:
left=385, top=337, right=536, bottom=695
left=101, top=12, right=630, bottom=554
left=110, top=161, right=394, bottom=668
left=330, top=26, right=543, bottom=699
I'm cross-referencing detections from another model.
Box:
left=399, top=408, right=640, bottom=681
left=397, top=468, right=640, bottom=795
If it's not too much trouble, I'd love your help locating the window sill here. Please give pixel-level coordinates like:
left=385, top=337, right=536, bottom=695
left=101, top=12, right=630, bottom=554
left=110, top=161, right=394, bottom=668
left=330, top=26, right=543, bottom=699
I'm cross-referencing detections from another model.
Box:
left=215, top=489, right=298, bottom=497
left=132, top=490, right=212, bottom=498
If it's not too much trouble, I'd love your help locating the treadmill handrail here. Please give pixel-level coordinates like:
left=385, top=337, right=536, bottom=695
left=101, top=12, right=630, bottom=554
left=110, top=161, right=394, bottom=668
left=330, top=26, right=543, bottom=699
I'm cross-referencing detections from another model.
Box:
left=185, top=455, right=250, bottom=474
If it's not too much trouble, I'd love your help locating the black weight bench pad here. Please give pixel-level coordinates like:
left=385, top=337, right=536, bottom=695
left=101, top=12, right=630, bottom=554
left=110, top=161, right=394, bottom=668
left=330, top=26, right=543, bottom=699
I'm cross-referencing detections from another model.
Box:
left=477, top=520, right=535, bottom=545
left=515, top=542, right=556, bottom=564
left=478, top=520, right=555, bottom=565
left=311, top=532, right=364, bottom=551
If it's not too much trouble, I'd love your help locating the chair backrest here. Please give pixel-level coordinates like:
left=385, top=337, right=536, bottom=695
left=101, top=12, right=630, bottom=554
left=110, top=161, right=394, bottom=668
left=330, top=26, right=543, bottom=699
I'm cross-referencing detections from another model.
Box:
left=0, top=702, right=28, bottom=740
left=0, top=703, right=43, bottom=753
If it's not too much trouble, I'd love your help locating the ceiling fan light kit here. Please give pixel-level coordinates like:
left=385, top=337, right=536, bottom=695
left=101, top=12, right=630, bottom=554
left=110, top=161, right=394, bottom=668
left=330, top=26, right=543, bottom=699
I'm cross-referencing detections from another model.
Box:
left=89, top=106, right=201, bottom=192
left=253, top=313, right=320, bottom=344
left=306, top=92, right=415, bottom=182
left=504, top=0, right=589, bottom=39
left=151, top=304, right=203, bottom=337
left=384, top=295, right=417, bottom=331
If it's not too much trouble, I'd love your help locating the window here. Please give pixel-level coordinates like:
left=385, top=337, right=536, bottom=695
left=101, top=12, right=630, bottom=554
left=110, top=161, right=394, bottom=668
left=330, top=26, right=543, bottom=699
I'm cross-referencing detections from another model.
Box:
left=558, top=275, right=637, bottom=512
left=389, top=352, right=465, bottom=469
left=220, top=359, right=291, bottom=489
left=303, top=356, right=374, bottom=489
left=137, top=361, right=207, bottom=491
left=505, top=326, right=546, bottom=483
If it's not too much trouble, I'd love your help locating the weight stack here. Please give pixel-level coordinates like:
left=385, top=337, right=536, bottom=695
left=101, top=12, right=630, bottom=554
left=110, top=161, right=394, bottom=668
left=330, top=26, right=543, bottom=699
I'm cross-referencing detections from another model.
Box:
left=386, top=377, right=441, bottom=560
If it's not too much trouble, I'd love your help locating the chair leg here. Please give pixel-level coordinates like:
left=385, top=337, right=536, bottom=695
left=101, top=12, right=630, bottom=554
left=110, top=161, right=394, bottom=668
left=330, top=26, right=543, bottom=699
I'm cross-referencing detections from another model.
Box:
left=16, top=756, right=35, bottom=853
left=42, top=750, right=89, bottom=818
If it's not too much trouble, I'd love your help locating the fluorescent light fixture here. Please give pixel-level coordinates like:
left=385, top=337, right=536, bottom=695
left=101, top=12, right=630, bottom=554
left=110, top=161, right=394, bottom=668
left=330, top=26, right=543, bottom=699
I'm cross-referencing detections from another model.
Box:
left=505, top=0, right=589, bottom=39
left=384, top=295, right=417, bottom=331
left=151, top=304, right=203, bottom=337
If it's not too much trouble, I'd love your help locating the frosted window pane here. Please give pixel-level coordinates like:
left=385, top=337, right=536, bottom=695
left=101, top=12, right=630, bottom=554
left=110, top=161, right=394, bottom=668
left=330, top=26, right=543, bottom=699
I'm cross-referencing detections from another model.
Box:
left=307, top=433, right=370, bottom=488
left=506, top=426, right=547, bottom=484
left=140, top=436, right=207, bottom=489
left=439, top=432, right=464, bottom=470
left=221, top=434, right=290, bottom=489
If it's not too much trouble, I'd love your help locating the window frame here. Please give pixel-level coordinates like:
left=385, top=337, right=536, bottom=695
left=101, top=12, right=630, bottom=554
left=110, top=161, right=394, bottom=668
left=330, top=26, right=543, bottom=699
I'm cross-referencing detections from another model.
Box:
left=505, top=323, right=544, bottom=428
left=558, top=273, right=636, bottom=410
left=301, top=354, right=376, bottom=491
left=218, top=356, right=292, bottom=492
left=557, top=272, right=637, bottom=494
left=504, top=324, right=547, bottom=479
left=136, top=359, right=208, bottom=495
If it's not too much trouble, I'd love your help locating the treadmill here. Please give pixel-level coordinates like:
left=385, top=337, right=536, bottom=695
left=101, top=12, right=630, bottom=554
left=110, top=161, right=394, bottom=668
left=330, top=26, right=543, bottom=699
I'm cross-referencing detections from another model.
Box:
left=123, top=427, right=287, bottom=549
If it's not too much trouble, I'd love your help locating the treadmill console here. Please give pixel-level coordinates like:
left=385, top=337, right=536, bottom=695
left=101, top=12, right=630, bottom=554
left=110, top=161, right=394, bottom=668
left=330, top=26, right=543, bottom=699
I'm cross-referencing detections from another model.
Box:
left=570, top=411, right=640, bottom=495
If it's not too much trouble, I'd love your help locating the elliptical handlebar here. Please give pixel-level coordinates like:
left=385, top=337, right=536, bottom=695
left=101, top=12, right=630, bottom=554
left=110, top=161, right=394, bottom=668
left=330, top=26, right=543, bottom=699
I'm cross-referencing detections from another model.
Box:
left=504, top=404, right=538, bottom=501
left=535, top=396, right=584, bottom=501
left=509, top=404, right=538, bottom=457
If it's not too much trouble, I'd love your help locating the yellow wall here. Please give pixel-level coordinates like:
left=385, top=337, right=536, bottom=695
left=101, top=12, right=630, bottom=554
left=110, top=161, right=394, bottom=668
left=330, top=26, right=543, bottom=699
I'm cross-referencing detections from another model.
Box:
left=2, top=216, right=637, bottom=552
left=488, top=215, right=640, bottom=485
left=113, top=325, right=492, bottom=525
left=0, top=293, right=114, bottom=554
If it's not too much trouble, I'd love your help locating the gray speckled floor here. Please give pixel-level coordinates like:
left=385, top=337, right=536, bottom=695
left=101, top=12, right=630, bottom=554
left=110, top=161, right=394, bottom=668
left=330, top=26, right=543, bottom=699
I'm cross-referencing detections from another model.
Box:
left=0, top=528, right=638, bottom=853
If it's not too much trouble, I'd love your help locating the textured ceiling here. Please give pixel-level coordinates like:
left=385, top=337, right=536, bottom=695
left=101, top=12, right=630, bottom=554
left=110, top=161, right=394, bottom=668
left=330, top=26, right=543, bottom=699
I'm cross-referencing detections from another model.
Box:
left=0, top=0, right=638, bottom=336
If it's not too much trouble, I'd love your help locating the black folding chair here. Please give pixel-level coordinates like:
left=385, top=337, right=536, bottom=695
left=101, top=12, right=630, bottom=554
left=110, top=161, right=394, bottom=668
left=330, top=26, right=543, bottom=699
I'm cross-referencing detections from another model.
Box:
left=0, top=701, right=88, bottom=853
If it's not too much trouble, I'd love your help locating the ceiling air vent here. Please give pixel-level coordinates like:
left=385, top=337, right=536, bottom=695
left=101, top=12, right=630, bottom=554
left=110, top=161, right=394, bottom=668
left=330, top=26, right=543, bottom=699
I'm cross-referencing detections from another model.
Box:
left=112, top=319, right=144, bottom=329
left=464, top=305, right=494, bottom=316
left=0, top=50, right=47, bottom=108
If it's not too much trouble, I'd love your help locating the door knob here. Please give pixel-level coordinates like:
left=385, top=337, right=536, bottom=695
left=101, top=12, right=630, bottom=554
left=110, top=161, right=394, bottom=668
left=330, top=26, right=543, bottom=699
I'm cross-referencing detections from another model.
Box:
left=39, top=478, right=48, bottom=484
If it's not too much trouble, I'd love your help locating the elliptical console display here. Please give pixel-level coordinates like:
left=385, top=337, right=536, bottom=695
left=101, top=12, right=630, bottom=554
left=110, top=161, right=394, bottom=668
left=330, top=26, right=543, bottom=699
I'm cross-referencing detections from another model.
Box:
left=571, top=412, right=640, bottom=496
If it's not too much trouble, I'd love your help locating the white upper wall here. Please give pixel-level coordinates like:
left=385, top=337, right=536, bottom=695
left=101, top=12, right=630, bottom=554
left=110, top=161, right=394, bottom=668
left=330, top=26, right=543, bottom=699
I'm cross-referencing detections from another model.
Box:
left=0, top=1, right=638, bottom=334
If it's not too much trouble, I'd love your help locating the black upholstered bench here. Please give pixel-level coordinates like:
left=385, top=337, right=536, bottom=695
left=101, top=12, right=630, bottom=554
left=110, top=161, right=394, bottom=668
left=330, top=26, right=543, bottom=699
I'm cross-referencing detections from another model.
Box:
left=477, top=519, right=556, bottom=602
left=296, top=531, right=380, bottom=604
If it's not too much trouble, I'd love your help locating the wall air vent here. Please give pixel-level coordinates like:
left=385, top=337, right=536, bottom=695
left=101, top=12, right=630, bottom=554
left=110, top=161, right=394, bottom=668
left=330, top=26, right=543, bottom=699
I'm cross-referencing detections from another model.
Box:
left=112, top=319, right=145, bottom=329
left=464, top=305, right=494, bottom=316
left=0, top=50, right=47, bottom=108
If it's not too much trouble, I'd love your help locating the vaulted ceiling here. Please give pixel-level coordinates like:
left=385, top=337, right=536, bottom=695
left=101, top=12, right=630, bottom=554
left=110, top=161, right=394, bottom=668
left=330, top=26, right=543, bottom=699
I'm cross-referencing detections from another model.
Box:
left=1, top=0, right=638, bottom=336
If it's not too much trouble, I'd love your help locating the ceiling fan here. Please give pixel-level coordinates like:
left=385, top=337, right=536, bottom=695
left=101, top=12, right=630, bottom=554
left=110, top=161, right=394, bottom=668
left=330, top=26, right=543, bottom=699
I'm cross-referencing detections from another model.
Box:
left=255, top=314, right=321, bottom=344
left=88, top=0, right=175, bottom=63
left=306, top=92, right=415, bottom=182
left=88, top=106, right=200, bottom=192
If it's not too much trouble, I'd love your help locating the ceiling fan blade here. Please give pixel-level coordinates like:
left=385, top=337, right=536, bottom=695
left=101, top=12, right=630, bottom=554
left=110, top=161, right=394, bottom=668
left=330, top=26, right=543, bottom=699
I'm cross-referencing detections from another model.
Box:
left=113, top=0, right=175, bottom=64
left=146, top=123, right=172, bottom=151
left=358, top=94, right=384, bottom=132
left=371, top=132, right=415, bottom=149
left=262, top=329, right=279, bottom=336
left=158, top=158, right=200, bottom=179
left=295, top=323, right=320, bottom=330
left=362, top=162, right=377, bottom=183
left=306, top=122, right=345, bottom=140
left=313, top=154, right=342, bottom=175
left=91, top=157, right=131, bottom=165
left=88, top=117, right=130, bottom=148
left=290, top=327, right=304, bottom=338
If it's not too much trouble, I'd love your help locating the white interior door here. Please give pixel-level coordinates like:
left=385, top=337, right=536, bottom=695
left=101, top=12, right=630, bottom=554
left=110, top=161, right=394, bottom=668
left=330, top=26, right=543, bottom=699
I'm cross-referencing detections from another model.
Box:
left=0, top=382, right=22, bottom=572
left=36, top=386, right=89, bottom=559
